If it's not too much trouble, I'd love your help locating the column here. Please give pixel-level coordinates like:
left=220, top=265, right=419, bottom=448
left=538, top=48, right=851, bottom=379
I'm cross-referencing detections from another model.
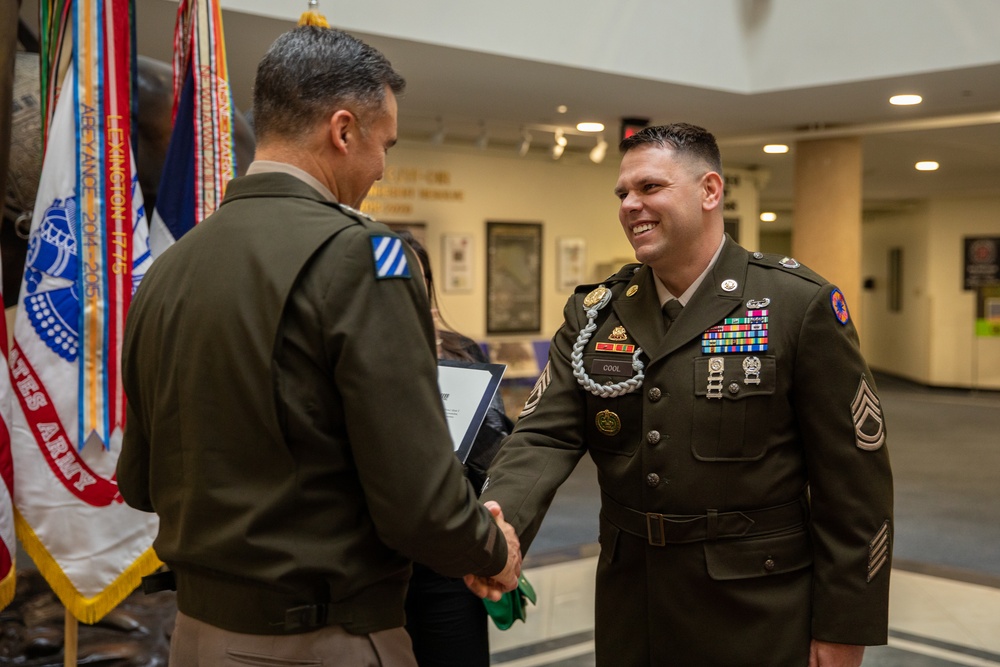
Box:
left=792, top=137, right=863, bottom=323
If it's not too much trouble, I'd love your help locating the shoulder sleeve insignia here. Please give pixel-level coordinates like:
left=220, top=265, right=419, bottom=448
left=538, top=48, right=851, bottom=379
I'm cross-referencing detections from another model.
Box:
left=370, top=235, right=411, bottom=279
left=851, top=374, right=885, bottom=451
left=830, top=288, right=850, bottom=325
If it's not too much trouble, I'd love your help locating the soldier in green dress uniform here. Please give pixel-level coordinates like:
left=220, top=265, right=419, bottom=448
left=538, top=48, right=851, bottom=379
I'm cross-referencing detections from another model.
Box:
left=480, top=123, right=892, bottom=667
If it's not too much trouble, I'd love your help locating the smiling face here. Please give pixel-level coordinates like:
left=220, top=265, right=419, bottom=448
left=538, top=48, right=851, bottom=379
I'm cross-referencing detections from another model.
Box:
left=614, top=143, right=721, bottom=276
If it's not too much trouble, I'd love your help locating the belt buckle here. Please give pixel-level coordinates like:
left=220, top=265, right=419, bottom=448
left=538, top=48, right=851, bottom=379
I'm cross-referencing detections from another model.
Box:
left=646, top=513, right=666, bottom=546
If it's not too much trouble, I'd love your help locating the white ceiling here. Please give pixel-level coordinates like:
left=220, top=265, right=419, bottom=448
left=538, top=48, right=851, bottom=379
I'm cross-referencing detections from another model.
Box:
left=24, top=0, right=1000, bottom=227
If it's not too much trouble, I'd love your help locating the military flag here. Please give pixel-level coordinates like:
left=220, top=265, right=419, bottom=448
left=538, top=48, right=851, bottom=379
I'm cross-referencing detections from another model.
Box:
left=0, top=263, right=15, bottom=610
left=10, top=0, right=159, bottom=623
left=148, top=0, right=235, bottom=256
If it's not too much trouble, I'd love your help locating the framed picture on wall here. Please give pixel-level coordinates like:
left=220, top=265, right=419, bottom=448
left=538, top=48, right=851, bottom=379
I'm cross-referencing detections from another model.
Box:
left=557, top=237, right=587, bottom=290
left=441, top=233, right=473, bottom=292
left=486, top=222, right=542, bottom=334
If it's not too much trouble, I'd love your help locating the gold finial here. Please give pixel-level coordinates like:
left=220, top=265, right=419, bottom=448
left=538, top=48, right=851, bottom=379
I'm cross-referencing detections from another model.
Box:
left=298, top=0, right=330, bottom=27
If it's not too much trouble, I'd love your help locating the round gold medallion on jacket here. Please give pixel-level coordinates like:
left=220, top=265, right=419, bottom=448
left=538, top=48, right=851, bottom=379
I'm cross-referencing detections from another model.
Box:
left=584, top=286, right=610, bottom=308
left=595, top=409, right=621, bottom=436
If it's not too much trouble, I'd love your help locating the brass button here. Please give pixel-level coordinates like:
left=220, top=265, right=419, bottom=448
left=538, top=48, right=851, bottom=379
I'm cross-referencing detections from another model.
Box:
left=764, top=558, right=776, bottom=572
left=728, top=382, right=740, bottom=395
left=647, top=387, right=662, bottom=402
left=646, top=473, right=660, bottom=487
left=753, top=251, right=764, bottom=259
left=647, top=430, right=661, bottom=445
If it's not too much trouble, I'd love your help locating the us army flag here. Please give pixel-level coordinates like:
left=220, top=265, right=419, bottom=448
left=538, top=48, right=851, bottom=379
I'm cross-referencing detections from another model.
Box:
left=0, top=262, right=15, bottom=610
left=11, top=0, right=159, bottom=623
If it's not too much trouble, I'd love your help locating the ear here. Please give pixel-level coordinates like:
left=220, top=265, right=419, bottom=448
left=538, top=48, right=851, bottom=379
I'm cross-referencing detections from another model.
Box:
left=329, top=109, right=355, bottom=155
left=701, top=171, right=724, bottom=212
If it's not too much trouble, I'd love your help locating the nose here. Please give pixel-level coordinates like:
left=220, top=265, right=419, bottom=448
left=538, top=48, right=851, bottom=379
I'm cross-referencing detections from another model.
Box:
left=619, top=191, right=641, bottom=213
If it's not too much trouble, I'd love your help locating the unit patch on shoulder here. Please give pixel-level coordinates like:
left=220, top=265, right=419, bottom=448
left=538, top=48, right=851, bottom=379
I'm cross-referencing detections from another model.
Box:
left=371, top=235, right=411, bottom=279
left=830, top=288, right=850, bottom=325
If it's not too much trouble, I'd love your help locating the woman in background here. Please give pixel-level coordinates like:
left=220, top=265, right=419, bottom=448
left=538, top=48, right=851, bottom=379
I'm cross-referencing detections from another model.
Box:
left=398, top=231, right=514, bottom=667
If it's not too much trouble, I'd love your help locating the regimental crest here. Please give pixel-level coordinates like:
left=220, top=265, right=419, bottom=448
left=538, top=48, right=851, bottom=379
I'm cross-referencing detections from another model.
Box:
left=608, top=326, right=628, bottom=341
left=24, top=198, right=80, bottom=362
left=851, top=375, right=885, bottom=451
left=520, top=361, right=551, bottom=418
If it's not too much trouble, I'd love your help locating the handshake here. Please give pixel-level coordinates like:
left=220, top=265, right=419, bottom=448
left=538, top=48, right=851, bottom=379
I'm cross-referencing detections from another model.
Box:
left=463, top=500, right=522, bottom=602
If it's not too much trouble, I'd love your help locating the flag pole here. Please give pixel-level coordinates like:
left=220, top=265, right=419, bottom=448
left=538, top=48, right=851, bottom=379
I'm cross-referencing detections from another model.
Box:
left=64, top=608, right=78, bottom=666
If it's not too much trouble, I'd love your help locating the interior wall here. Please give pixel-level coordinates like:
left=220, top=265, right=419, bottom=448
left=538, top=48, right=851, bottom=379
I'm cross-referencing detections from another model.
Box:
left=862, top=196, right=1000, bottom=389
left=368, top=142, right=763, bottom=343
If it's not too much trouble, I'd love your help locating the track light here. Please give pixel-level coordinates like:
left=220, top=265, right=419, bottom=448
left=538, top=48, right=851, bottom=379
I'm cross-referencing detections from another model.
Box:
left=518, top=130, right=532, bottom=157
left=430, top=118, right=446, bottom=145
left=554, top=129, right=568, bottom=147
left=552, top=143, right=565, bottom=160
left=589, top=136, right=608, bottom=164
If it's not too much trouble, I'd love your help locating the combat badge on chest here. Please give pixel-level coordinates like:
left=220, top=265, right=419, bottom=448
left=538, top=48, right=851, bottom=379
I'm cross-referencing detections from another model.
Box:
left=701, top=297, right=771, bottom=399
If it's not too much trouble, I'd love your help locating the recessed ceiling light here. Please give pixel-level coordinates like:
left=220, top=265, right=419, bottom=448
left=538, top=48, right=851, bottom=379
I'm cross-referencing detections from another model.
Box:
left=556, top=105, right=568, bottom=114
left=763, top=144, right=789, bottom=154
left=576, top=122, right=605, bottom=133
left=915, top=161, right=939, bottom=171
left=759, top=212, right=777, bottom=222
left=890, top=94, right=922, bottom=106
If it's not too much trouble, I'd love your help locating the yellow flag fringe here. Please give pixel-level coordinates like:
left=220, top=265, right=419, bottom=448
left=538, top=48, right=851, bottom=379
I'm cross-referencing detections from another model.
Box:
left=0, top=567, right=14, bottom=610
left=15, top=508, right=163, bottom=624
left=298, top=0, right=329, bottom=27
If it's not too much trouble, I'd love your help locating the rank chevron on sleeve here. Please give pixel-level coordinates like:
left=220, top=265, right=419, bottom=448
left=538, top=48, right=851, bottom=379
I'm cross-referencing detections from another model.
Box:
left=702, top=309, right=769, bottom=353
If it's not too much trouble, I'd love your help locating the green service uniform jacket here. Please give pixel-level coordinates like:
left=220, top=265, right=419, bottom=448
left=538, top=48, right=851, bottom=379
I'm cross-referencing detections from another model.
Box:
left=118, top=172, right=506, bottom=635
left=481, top=237, right=892, bottom=666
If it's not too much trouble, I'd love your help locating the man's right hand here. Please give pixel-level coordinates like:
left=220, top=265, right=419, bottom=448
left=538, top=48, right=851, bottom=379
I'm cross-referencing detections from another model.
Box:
left=464, top=501, right=522, bottom=601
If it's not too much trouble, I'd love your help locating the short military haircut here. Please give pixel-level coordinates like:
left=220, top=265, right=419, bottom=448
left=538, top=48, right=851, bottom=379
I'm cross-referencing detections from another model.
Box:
left=252, top=26, right=406, bottom=142
left=619, top=123, right=723, bottom=175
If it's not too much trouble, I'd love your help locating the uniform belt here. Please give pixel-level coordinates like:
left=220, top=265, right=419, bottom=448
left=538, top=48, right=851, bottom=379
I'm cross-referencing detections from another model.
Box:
left=600, top=491, right=808, bottom=546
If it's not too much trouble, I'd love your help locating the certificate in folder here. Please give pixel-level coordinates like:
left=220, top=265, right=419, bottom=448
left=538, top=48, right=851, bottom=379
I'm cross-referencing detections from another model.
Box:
left=437, top=359, right=506, bottom=463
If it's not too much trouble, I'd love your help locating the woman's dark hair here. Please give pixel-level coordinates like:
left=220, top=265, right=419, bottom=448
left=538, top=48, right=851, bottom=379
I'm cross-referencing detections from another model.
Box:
left=397, top=230, right=480, bottom=362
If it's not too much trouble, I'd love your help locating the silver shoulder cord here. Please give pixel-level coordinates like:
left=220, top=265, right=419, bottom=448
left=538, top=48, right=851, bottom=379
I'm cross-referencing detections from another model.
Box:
left=571, top=286, right=645, bottom=397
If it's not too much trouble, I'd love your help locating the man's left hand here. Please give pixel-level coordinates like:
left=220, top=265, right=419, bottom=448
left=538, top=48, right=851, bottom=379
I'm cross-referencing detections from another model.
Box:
left=808, top=640, right=865, bottom=667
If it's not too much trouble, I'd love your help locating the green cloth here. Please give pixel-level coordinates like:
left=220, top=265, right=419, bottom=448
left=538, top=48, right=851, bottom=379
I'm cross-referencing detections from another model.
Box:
left=483, top=575, right=536, bottom=630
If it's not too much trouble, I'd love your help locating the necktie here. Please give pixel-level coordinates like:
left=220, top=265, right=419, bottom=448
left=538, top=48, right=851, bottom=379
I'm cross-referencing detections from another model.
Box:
left=662, top=299, right=683, bottom=330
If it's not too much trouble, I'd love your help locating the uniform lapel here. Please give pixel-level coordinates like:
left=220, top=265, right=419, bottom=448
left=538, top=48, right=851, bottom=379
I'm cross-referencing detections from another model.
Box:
left=612, top=266, right=666, bottom=356
left=646, top=237, right=749, bottom=364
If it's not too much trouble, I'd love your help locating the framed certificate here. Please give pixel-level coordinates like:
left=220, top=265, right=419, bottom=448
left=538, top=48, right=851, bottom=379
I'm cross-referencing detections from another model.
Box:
left=437, top=359, right=506, bottom=463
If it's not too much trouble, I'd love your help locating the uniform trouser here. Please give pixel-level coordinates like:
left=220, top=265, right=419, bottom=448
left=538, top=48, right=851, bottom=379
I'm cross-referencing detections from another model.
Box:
left=169, top=611, right=419, bottom=667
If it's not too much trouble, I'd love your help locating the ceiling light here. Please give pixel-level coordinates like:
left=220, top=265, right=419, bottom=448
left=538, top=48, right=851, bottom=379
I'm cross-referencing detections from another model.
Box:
left=763, top=144, right=789, bottom=154
left=518, top=130, right=532, bottom=157
left=475, top=124, right=489, bottom=150
left=589, top=136, right=608, bottom=164
left=576, top=122, right=605, bottom=133
left=915, top=161, right=939, bottom=171
left=430, top=118, right=445, bottom=145
left=556, top=105, right=568, bottom=114
left=554, top=129, right=568, bottom=147
left=759, top=212, right=777, bottom=222
left=890, top=94, right=922, bottom=106
left=552, top=143, right=565, bottom=160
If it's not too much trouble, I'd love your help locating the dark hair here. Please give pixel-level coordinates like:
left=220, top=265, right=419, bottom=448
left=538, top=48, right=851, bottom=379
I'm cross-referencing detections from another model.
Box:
left=252, top=26, right=406, bottom=142
left=397, top=230, right=480, bottom=362
left=618, top=123, right=723, bottom=175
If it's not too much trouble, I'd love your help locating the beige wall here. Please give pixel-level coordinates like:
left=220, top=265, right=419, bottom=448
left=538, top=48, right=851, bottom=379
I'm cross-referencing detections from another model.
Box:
left=368, top=141, right=629, bottom=341
left=367, top=141, right=763, bottom=343
left=863, top=196, right=1000, bottom=389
